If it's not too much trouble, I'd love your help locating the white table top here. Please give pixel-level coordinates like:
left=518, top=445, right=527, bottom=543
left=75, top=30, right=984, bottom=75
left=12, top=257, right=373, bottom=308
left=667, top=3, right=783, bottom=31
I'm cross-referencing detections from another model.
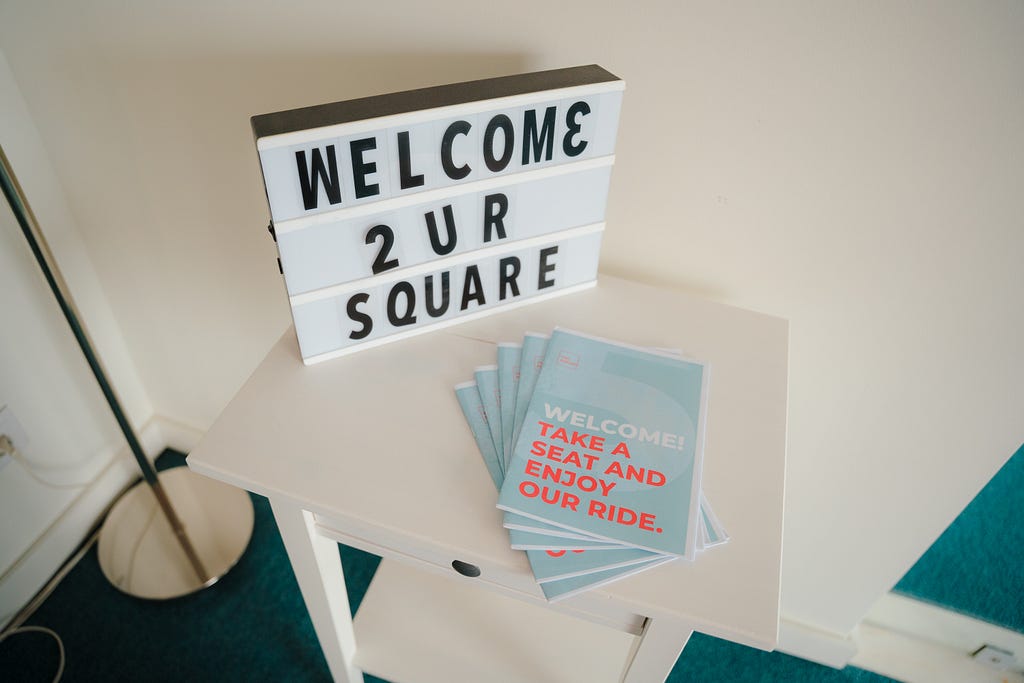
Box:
left=188, top=274, right=788, bottom=650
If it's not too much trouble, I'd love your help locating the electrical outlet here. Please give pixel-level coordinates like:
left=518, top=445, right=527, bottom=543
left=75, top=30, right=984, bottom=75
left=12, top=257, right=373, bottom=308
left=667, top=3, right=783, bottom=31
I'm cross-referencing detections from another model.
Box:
left=973, top=644, right=1016, bottom=671
left=0, top=405, right=30, bottom=472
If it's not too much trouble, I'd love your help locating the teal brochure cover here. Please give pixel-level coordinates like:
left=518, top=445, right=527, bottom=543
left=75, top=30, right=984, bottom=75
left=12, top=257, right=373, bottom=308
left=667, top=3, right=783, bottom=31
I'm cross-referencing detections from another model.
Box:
left=506, top=333, right=724, bottom=552
left=454, top=381, right=503, bottom=489
left=528, top=546, right=664, bottom=583
left=540, top=555, right=675, bottom=603
left=474, top=365, right=504, bottom=477
left=512, top=332, right=549, bottom=445
left=497, top=343, right=522, bottom=470
left=507, top=528, right=626, bottom=550
left=507, top=506, right=716, bottom=553
left=497, top=328, right=710, bottom=559
left=504, top=512, right=604, bottom=540
left=508, top=507, right=716, bottom=553
left=506, top=487, right=725, bottom=555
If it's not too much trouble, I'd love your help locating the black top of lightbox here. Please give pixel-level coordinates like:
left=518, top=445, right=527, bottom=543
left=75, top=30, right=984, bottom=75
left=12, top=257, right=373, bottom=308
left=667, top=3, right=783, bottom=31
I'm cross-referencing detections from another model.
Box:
left=251, top=64, right=620, bottom=140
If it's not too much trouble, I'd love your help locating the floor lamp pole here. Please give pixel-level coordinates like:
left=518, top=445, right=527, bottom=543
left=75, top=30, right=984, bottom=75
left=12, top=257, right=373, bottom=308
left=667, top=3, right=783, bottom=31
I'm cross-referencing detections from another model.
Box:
left=0, top=145, right=209, bottom=587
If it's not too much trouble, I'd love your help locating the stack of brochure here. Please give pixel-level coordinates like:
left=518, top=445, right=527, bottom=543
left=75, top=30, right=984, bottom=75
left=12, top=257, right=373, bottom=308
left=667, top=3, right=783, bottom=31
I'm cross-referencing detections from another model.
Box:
left=455, top=328, right=728, bottom=602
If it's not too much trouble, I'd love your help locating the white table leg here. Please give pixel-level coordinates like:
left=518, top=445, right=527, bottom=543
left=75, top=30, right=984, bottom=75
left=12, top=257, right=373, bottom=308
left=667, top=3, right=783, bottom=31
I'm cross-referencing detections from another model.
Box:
left=620, top=617, right=693, bottom=683
left=271, top=498, right=364, bottom=683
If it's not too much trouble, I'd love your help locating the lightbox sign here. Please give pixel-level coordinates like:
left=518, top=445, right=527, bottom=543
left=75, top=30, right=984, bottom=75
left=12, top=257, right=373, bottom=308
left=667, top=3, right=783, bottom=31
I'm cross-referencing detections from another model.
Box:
left=252, top=65, right=623, bottom=364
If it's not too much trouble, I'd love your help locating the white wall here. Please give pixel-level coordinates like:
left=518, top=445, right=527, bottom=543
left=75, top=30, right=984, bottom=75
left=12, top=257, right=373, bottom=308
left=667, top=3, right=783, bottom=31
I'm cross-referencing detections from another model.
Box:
left=0, top=0, right=1021, bottom=652
left=0, top=51, right=153, bottom=625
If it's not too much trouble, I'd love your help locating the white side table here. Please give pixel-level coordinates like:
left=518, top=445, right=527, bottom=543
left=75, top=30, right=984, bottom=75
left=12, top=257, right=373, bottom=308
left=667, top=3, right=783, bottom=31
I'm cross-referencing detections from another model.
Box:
left=188, top=275, right=789, bottom=683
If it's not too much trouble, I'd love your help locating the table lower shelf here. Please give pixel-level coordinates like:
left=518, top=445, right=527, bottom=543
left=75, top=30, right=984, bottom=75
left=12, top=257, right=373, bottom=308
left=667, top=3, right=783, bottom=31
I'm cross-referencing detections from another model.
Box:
left=353, top=558, right=639, bottom=683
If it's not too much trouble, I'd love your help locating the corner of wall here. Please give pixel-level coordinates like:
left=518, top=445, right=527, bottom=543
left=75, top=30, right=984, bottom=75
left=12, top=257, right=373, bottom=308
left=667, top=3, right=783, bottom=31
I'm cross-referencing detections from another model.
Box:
left=145, top=415, right=206, bottom=458
left=777, top=617, right=858, bottom=669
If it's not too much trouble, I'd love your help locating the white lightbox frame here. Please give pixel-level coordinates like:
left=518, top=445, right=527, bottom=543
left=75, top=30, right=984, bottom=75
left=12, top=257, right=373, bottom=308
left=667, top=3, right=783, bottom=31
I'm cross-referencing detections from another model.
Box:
left=252, top=64, right=624, bottom=363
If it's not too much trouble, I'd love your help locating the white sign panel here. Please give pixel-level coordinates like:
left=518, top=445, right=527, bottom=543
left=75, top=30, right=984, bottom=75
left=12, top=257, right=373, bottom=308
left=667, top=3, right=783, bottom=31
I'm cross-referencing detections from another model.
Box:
left=252, top=65, right=623, bottom=363
left=291, top=228, right=604, bottom=362
left=275, top=162, right=613, bottom=296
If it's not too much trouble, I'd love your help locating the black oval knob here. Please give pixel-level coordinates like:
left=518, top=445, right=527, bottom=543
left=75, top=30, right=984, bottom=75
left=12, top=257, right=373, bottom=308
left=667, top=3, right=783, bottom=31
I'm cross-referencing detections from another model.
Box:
left=451, top=560, right=481, bottom=577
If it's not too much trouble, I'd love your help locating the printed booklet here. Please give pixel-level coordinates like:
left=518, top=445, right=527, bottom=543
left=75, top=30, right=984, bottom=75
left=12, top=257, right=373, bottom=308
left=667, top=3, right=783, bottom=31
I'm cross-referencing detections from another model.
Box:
left=497, top=328, right=709, bottom=559
left=455, top=328, right=728, bottom=601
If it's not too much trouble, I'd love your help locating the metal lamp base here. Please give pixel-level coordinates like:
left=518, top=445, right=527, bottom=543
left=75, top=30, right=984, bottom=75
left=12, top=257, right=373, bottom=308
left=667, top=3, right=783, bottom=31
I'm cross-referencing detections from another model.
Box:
left=98, top=467, right=254, bottom=599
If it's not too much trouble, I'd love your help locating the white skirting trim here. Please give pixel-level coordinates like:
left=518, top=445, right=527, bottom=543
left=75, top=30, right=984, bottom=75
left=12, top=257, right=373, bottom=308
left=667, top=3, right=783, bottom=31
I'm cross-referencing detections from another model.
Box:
left=0, top=419, right=161, bottom=629
left=851, top=593, right=1024, bottom=683
left=0, top=414, right=206, bottom=630
left=144, top=415, right=206, bottom=457
left=777, top=617, right=858, bottom=669
left=778, top=597, right=1023, bottom=682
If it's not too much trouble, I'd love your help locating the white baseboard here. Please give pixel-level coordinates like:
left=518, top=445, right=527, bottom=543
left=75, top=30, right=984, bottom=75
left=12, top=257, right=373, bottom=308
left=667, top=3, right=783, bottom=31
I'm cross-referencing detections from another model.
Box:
left=853, top=621, right=1023, bottom=683
left=0, top=416, right=196, bottom=630
left=851, top=593, right=1024, bottom=682
left=0, top=422, right=156, bottom=629
left=144, top=415, right=206, bottom=458
left=778, top=598, right=1024, bottom=682
left=777, top=617, right=858, bottom=668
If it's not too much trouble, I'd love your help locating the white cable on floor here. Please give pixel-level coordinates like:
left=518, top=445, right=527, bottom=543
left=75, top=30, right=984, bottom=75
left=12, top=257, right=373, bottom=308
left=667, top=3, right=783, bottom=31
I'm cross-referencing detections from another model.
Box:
left=0, top=624, right=66, bottom=683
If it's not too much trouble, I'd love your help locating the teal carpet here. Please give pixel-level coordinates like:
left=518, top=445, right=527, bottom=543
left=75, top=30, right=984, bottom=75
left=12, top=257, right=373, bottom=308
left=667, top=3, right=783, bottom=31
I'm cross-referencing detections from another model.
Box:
left=893, top=443, right=1024, bottom=632
left=1, top=450, right=898, bottom=682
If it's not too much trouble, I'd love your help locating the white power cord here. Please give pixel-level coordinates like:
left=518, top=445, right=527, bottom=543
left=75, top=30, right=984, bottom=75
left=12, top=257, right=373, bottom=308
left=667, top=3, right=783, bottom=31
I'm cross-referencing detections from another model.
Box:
left=0, top=434, right=93, bottom=489
left=0, top=523, right=110, bottom=683
left=0, top=625, right=65, bottom=682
